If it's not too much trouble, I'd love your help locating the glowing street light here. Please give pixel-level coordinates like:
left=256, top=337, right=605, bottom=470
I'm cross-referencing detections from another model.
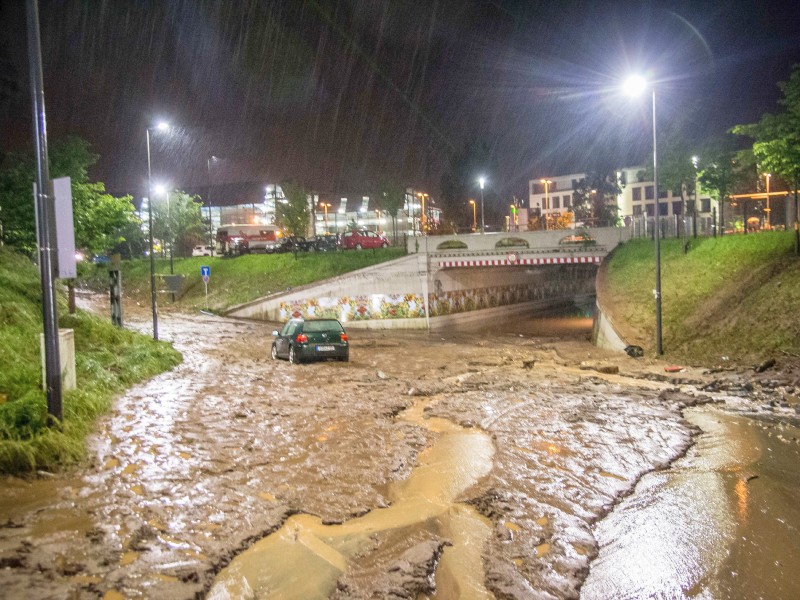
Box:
left=509, top=203, right=518, bottom=231
left=416, top=192, right=429, bottom=233
left=540, top=179, right=552, bottom=229
left=469, top=199, right=477, bottom=231
left=624, top=74, right=662, bottom=355
left=320, top=202, right=331, bottom=231
left=478, top=177, right=486, bottom=233
left=145, top=120, right=170, bottom=340
left=764, top=173, right=772, bottom=229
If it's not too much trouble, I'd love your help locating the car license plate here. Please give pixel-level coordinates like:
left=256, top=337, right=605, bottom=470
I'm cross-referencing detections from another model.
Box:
left=317, top=345, right=334, bottom=351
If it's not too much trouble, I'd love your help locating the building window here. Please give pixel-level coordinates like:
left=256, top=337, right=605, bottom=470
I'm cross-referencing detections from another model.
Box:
left=645, top=204, right=654, bottom=216
left=701, top=198, right=711, bottom=212
left=672, top=201, right=682, bottom=215
left=632, top=187, right=642, bottom=201
left=660, top=203, right=668, bottom=216
left=563, top=194, right=571, bottom=207
left=659, top=189, right=668, bottom=199
left=553, top=197, right=560, bottom=209
left=645, top=186, right=654, bottom=200
left=633, top=205, right=643, bottom=216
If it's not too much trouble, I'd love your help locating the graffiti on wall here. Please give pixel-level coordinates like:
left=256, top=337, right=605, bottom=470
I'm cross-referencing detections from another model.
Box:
left=278, top=271, right=595, bottom=322
left=279, top=293, right=427, bottom=322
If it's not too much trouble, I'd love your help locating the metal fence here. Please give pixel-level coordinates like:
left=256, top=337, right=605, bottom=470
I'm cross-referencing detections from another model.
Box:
left=628, top=215, right=718, bottom=240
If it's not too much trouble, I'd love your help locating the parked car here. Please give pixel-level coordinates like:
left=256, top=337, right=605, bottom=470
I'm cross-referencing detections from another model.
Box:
left=340, top=230, right=390, bottom=250
left=192, top=245, right=215, bottom=257
left=271, top=236, right=313, bottom=253
left=308, top=235, right=339, bottom=252
left=271, top=318, right=349, bottom=364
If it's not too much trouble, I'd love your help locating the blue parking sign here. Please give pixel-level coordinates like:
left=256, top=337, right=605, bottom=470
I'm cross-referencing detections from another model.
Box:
left=200, top=266, right=210, bottom=277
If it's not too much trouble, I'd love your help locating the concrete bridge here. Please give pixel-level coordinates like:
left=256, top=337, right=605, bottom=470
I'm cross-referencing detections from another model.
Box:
left=227, top=227, right=632, bottom=331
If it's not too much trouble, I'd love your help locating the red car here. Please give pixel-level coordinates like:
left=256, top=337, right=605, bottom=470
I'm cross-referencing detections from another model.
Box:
left=340, top=230, right=390, bottom=250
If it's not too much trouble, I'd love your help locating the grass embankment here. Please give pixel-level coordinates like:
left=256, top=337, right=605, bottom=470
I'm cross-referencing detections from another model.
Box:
left=78, top=248, right=406, bottom=312
left=605, top=231, right=800, bottom=364
left=0, top=249, right=181, bottom=474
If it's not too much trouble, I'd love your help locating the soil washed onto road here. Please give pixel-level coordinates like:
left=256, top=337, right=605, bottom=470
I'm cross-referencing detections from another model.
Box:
left=1, top=309, right=799, bottom=599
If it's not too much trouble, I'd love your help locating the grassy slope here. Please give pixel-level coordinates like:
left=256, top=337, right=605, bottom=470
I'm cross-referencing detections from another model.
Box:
left=78, top=248, right=406, bottom=311
left=0, top=249, right=181, bottom=473
left=605, top=231, right=800, bottom=364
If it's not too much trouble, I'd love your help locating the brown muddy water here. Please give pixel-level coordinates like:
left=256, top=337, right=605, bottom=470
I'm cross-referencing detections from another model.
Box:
left=1, top=303, right=798, bottom=599
left=582, top=407, right=800, bottom=600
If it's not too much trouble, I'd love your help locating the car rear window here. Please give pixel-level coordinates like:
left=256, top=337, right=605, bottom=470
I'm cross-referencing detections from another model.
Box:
left=303, top=320, right=344, bottom=333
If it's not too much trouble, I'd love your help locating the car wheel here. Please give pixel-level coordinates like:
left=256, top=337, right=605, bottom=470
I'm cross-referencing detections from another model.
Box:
left=271, top=344, right=278, bottom=360
left=340, top=354, right=349, bottom=362
left=355, top=243, right=363, bottom=250
left=289, top=345, right=300, bottom=365
left=381, top=242, right=388, bottom=248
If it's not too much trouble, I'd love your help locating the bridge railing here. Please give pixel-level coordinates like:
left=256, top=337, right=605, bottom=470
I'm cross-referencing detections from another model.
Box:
left=408, top=227, right=631, bottom=255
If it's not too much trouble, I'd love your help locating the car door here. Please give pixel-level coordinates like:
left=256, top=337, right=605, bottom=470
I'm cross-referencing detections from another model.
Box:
left=276, top=321, right=297, bottom=357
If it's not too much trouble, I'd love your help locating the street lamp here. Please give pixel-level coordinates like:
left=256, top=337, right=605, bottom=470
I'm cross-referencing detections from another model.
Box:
left=540, top=179, right=552, bottom=229
left=764, top=172, right=772, bottom=229
left=417, top=193, right=428, bottom=233
left=146, top=121, right=169, bottom=340
left=154, top=184, right=174, bottom=275
left=320, top=202, right=331, bottom=232
left=624, top=74, right=663, bottom=355
left=478, top=177, right=486, bottom=233
left=469, top=199, right=477, bottom=231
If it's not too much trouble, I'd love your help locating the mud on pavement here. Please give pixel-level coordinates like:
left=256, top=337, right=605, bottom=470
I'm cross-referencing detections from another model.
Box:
left=1, top=308, right=798, bottom=599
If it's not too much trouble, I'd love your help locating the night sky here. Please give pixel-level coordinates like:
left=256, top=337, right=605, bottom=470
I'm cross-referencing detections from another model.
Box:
left=1, top=0, right=799, bottom=205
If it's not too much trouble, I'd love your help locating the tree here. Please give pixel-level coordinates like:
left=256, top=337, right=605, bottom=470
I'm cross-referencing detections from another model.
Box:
left=696, top=142, right=744, bottom=236
left=378, top=180, right=405, bottom=243
left=640, top=131, right=698, bottom=221
left=277, top=181, right=311, bottom=238
left=571, top=171, right=621, bottom=227
left=151, top=191, right=206, bottom=258
left=732, top=65, right=800, bottom=252
left=0, top=136, right=135, bottom=255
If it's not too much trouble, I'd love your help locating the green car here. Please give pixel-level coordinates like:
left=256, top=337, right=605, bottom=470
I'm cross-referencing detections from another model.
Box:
left=271, top=318, right=349, bottom=364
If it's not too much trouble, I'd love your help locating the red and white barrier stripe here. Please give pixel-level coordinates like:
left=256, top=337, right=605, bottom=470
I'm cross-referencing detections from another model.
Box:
left=437, top=256, right=602, bottom=268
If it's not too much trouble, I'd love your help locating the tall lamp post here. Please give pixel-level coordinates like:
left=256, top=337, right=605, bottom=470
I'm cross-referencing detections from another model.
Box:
left=469, top=200, right=477, bottom=231
left=478, top=176, right=486, bottom=233
left=764, top=172, right=771, bottom=229
left=146, top=121, right=169, bottom=341
left=624, top=74, right=662, bottom=355
left=540, top=179, right=552, bottom=229
left=417, top=193, right=428, bottom=234
left=321, top=202, right=331, bottom=232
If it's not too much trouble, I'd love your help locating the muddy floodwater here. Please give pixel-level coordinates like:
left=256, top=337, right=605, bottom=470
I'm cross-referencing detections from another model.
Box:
left=1, top=306, right=799, bottom=599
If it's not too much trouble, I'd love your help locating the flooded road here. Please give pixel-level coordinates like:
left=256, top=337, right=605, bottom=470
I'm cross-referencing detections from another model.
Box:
left=582, top=408, right=800, bottom=599
left=1, top=305, right=798, bottom=599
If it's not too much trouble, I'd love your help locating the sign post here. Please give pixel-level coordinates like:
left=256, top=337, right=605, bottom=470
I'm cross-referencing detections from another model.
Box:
left=200, top=266, right=210, bottom=310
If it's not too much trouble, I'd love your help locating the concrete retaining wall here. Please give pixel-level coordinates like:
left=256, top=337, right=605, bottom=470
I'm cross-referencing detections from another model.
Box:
left=226, top=252, right=599, bottom=331
left=592, top=300, right=628, bottom=352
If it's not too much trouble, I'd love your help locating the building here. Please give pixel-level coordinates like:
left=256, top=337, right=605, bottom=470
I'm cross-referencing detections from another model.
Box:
left=176, top=182, right=442, bottom=245
left=527, top=168, right=718, bottom=230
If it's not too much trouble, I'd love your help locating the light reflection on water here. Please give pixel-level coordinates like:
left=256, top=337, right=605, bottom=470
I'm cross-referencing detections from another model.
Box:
left=582, top=408, right=800, bottom=599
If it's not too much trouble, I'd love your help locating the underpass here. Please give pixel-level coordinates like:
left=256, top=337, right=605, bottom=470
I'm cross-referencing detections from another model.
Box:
left=227, top=227, right=631, bottom=332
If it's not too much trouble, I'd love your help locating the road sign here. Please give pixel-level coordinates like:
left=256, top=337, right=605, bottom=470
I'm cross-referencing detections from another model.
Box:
left=200, top=266, right=210, bottom=277
left=202, top=275, right=209, bottom=284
